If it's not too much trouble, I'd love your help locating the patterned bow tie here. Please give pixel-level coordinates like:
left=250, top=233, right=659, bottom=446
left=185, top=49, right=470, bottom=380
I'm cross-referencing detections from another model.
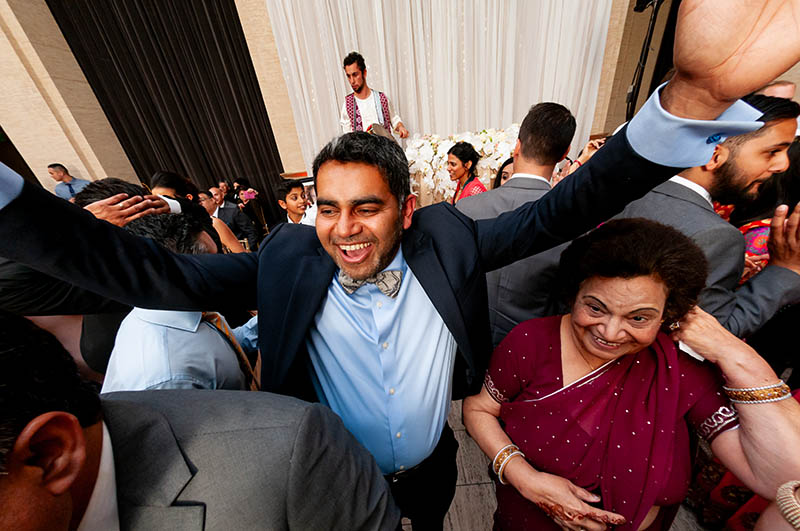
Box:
left=338, top=270, right=403, bottom=298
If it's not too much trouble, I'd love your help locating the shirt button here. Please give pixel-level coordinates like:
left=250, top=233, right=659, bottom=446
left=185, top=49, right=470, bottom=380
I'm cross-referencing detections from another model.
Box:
left=396, top=432, right=402, bottom=438
left=376, top=301, right=383, bottom=309
left=389, top=388, right=395, bottom=395
left=382, top=342, right=389, bottom=349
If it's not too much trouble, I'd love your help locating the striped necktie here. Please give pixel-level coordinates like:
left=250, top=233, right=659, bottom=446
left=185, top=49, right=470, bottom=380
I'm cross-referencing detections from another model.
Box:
left=202, top=312, right=260, bottom=391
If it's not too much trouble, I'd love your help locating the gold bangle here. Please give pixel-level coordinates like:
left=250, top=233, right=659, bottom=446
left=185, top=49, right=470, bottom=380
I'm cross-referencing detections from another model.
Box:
left=776, top=480, right=800, bottom=530
left=723, top=382, right=791, bottom=403
left=492, top=444, right=518, bottom=476
left=498, top=451, right=525, bottom=485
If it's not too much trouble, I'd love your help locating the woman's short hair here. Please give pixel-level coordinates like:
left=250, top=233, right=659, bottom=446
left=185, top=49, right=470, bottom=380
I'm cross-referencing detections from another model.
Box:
left=448, top=142, right=480, bottom=180
left=558, top=218, right=708, bottom=328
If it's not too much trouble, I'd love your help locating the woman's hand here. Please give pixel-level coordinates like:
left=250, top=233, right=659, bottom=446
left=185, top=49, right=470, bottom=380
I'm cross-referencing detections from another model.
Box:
left=505, top=461, right=626, bottom=531
left=670, top=306, right=753, bottom=364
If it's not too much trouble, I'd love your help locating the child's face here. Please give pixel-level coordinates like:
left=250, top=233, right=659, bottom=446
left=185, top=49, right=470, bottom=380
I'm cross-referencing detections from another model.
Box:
left=281, top=188, right=307, bottom=217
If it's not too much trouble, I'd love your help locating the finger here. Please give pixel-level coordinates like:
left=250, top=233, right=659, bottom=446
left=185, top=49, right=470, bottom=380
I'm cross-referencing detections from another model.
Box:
left=125, top=207, right=163, bottom=224
left=116, top=195, right=145, bottom=210
left=572, top=486, right=601, bottom=503
left=787, top=202, right=800, bottom=249
left=770, top=204, right=789, bottom=252
left=118, top=198, right=155, bottom=216
left=86, top=193, right=129, bottom=208
left=584, top=507, right=626, bottom=526
left=572, top=516, right=608, bottom=531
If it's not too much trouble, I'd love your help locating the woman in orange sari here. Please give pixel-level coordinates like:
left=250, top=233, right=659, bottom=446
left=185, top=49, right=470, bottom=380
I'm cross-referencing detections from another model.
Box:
left=448, top=142, right=486, bottom=204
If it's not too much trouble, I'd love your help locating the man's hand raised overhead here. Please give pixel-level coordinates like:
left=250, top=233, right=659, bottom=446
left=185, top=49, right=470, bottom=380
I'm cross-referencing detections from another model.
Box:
left=663, top=0, right=800, bottom=120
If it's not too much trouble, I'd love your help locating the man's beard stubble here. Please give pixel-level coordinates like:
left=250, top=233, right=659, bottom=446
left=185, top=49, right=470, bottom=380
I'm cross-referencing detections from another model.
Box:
left=709, top=158, right=762, bottom=206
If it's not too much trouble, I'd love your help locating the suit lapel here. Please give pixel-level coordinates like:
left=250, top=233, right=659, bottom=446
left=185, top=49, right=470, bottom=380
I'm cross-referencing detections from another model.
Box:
left=403, top=231, right=471, bottom=357
left=261, top=249, right=336, bottom=391
left=102, top=400, right=205, bottom=530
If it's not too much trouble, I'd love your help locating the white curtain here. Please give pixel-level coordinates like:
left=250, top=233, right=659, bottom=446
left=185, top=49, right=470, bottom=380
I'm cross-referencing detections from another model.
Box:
left=266, top=0, right=612, bottom=171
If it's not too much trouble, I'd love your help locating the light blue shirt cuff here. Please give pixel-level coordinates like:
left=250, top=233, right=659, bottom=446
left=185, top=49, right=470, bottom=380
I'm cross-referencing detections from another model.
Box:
left=0, top=162, right=25, bottom=210
left=626, top=82, right=763, bottom=168
left=233, top=315, right=259, bottom=355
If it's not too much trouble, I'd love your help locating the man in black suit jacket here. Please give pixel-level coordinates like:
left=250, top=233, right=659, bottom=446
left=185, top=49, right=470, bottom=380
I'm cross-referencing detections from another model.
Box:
left=210, top=186, right=259, bottom=250
left=0, top=314, right=399, bottom=531
left=0, top=4, right=792, bottom=525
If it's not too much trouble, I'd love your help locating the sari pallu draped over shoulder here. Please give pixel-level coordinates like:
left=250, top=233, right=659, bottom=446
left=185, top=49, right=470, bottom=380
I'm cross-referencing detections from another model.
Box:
left=497, top=333, right=683, bottom=530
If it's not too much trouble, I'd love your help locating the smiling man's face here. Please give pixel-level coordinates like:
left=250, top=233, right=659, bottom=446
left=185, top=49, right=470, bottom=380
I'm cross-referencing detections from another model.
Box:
left=315, top=161, right=414, bottom=280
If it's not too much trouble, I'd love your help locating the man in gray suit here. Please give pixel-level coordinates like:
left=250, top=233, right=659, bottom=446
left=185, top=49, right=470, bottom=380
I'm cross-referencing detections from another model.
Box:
left=457, top=102, right=576, bottom=346
left=0, top=313, right=399, bottom=531
left=616, top=94, right=800, bottom=337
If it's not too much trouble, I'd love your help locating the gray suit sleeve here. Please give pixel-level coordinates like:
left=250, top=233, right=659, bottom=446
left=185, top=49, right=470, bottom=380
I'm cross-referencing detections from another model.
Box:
left=695, top=226, right=800, bottom=337
left=286, top=404, right=400, bottom=530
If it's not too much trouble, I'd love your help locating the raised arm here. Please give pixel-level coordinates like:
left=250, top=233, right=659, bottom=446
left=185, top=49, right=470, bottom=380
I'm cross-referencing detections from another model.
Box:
left=0, top=168, right=259, bottom=312
left=476, top=0, right=800, bottom=272
left=673, top=307, right=800, bottom=498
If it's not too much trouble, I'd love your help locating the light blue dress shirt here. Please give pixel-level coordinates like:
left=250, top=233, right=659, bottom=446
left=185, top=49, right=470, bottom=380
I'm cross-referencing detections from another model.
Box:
left=308, top=250, right=457, bottom=474
left=54, top=176, right=91, bottom=200
left=101, top=308, right=245, bottom=393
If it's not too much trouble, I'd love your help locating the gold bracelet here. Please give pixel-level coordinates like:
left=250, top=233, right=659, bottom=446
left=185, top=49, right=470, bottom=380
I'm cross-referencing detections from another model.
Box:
left=492, top=444, right=518, bottom=476
left=776, top=480, right=800, bottom=530
left=723, top=382, right=791, bottom=404
left=498, top=451, right=525, bottom=485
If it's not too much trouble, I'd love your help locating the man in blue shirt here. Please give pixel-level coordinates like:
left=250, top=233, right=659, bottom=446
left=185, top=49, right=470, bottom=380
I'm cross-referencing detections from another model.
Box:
left=0, top=3, right=798, bottom=527
left=48, top=163, right=91, bottom=200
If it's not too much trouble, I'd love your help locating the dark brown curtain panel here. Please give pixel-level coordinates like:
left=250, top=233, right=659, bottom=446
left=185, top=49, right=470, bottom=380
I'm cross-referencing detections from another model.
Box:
left=46, top=0, right=284, bottom=222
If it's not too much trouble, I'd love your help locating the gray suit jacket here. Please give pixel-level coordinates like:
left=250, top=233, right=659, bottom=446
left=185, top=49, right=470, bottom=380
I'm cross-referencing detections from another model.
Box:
left=457, top=176, right=566, bottom=346
left=102, top=390, right=399, bottom=530
left=616, top=180, right=800, bottom=337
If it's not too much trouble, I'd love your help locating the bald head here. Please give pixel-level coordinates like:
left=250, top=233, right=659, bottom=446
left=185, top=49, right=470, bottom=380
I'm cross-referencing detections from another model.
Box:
left=209, top=187, right=224, bottom=206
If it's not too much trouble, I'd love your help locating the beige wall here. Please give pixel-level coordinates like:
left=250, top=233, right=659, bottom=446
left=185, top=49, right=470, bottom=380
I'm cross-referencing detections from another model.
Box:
left=592, top=0, right=672, bottom=136
left=235, top=0, right=305, bottom=173
left=0, top=0, right=136, bottom=192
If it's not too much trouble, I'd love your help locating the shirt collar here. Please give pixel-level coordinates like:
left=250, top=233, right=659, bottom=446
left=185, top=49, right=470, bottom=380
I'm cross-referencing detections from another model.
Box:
left=668, top=176, right=714, bottom=207
left=77, top=422, right=120, bottom=531
left=212, top=205, right=220, bottom=217
left=287, top=212, right=306, bottom=224
left=507, top=173, right=550, bottom=186
left=131, top=308, right=203, bottom=332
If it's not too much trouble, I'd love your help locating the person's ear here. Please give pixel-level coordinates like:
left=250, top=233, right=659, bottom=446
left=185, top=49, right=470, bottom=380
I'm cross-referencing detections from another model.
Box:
left=465, top=161, right=472, bottom=171
left=704, top=144, right=730, bottom=171
left=512, top=139, right=521, bottom=160
left=185, top=194, right=194, bottom=202
left=10, top=412, right=86, bottom=496
left=278, top=199, right=288, bottom=211
left=401, top=194, right=416, bottom=230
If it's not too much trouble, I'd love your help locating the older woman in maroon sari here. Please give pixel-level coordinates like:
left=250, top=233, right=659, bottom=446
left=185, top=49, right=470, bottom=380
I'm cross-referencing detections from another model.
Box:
left=464, top=218, right=800, bottom=531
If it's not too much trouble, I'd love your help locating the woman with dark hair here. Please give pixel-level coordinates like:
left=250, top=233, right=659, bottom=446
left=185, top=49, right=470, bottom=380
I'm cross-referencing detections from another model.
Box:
left=464, top=218, right=800, bottom=530
left=493, top=157, right=515, bottom=189
left=448, top=141, right=486, bottom=203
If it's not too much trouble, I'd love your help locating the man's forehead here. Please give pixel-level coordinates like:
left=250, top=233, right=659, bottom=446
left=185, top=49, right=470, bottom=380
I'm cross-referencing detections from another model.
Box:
left=753, top=117, right=796, bottom=146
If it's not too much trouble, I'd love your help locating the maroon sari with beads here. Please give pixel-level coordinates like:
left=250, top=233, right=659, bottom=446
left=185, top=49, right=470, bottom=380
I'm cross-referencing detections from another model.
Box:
left=485, top=316, right=737, bottom=530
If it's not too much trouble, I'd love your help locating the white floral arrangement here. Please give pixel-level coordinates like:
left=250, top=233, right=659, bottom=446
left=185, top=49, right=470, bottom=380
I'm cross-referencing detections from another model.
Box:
left=405, top=124, right=519, bottom=205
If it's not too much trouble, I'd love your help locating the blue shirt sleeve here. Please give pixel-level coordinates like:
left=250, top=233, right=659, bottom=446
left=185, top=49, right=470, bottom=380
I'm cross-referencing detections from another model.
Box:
left=233, top=315, right=259, bottom=355
left=626, top=82, right=763, bottom=168
left=0, top=162, right=25, bottom=209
